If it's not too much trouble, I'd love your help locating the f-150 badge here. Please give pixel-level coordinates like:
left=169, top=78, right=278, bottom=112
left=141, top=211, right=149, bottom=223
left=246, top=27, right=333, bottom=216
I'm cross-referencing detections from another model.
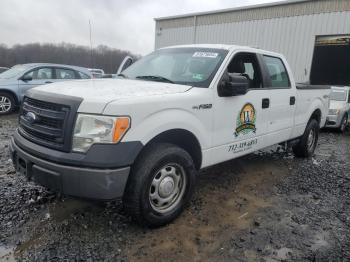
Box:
left=235, top=103, right=256, bottom=137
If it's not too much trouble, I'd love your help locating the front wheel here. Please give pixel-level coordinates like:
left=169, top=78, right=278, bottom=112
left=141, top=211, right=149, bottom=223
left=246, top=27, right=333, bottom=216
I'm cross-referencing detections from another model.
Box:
left=123, top=143, right=196, bottom=227
left=339, top=114, right=348, bottom=133
left=0, top=92, right=15, bottom=115
left=292, top=119, right=319, bottom=158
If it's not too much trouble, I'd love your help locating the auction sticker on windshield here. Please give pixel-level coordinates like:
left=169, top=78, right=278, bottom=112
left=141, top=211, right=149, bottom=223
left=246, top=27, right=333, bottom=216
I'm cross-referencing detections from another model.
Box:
left=193, top=52, right=218, bottom=58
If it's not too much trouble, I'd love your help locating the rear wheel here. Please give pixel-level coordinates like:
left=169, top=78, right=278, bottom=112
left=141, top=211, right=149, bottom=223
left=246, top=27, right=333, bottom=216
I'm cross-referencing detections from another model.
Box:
left=339, top=114, right=348, bottom=133
left=123, top=143, right=196, bottom=227
left=292, top=119, right=319, bottom=158
left=0, top=92, right=15, bottom=115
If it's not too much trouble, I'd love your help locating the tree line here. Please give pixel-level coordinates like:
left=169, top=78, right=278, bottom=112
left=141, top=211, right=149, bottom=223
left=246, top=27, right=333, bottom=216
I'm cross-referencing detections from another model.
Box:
left=0, top=43, right=139, bottom=74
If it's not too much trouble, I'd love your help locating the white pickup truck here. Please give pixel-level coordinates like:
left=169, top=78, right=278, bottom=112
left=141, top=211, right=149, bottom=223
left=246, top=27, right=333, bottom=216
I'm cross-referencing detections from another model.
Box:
left=10, top=44, right=330, bottom=227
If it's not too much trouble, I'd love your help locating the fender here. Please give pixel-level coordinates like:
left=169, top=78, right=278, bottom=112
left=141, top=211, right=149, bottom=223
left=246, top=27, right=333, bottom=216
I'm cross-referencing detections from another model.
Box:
left=123, top=108, right=210, bottom=150
left=307, top=97, right=326, bottom=127
left=293, top=97, right=325, bottom=138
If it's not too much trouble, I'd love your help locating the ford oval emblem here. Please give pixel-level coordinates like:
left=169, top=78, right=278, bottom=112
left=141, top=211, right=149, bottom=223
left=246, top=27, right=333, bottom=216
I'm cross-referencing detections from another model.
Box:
left=25, top=111, right=37, bottom=124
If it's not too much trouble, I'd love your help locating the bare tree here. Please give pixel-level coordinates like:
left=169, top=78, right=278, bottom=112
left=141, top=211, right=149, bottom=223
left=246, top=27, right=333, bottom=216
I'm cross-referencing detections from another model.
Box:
left=0, top=43, right=140, bottom=73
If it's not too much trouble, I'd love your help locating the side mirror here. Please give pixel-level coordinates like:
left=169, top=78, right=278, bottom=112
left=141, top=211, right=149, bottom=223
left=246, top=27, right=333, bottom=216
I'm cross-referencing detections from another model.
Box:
left=218, top=74, right=249, bottom=97
left=21, top=75, right=33, bottom=82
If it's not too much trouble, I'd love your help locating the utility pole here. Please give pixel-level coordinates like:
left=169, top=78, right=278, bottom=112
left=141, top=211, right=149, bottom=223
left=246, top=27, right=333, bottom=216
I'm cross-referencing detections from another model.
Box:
left=89, top=19, right=93, bottom=68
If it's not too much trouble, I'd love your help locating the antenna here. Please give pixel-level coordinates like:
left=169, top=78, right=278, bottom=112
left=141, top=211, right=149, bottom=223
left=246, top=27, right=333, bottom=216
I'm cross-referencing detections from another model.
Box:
left=89, top=19, right=93, bottom=67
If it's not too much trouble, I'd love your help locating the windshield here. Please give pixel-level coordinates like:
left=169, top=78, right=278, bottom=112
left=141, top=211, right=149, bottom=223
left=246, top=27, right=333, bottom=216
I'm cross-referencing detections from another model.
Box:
left=121, top=47, right=228, bottom=87
left=330, top=89, right=347, bottom=101
left=0, top=64, right=31, bottom=79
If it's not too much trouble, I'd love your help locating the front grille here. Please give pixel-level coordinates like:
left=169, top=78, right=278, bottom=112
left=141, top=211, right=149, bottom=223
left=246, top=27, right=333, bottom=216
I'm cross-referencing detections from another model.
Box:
left=19, top=97, right=70, bottom=150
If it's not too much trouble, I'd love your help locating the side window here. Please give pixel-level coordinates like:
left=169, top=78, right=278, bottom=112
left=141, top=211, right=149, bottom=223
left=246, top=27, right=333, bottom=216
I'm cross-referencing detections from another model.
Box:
left=78, top=71, right=90, bottom=79
left=263, top=56, right=290, bottom=88
left=33, top=68, right=53, bottom=80
left=55, top=68, right=76, bottom=79
left=227, top=53, right=263, bottom=89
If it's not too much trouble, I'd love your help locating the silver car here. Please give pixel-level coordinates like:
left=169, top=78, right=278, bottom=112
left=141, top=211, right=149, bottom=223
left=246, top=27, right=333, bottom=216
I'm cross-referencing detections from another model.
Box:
left=326, top=86, right=350, bottom=132
left=0, top=63, right=92, bottom=115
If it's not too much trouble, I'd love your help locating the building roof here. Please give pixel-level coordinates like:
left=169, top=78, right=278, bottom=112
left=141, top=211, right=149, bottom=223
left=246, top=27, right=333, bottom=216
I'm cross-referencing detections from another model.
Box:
left=155, top=0, right=309, bottom=21
left=155, top=0, right=350, bottom=29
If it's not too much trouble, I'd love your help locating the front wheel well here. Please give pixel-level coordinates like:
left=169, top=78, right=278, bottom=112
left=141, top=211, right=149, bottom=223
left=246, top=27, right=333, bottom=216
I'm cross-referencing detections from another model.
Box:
left=0, top=89, right=19, bottom=105
left=141, top=129, right=202, bottom=170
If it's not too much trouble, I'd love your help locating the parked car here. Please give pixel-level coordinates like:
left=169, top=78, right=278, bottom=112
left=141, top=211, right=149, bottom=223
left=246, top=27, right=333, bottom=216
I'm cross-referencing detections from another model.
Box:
left=0, top=63, right=92, bottom=115
left=10, top=45, right=330, bottom=227
left=325, top=86, right=350, bottom=132
left=0, top=67, right=9, bottom=74
left=88, top=68, right=105, bottom=78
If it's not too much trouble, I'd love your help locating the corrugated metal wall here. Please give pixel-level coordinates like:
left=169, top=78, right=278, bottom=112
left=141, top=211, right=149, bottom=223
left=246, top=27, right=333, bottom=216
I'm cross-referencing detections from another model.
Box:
left=155, top=0, right=350, bottom=82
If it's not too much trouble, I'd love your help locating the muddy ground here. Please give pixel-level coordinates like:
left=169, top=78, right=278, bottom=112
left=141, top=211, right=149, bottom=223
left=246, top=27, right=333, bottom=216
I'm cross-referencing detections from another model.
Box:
left=0, top=113, right=349, bottom=261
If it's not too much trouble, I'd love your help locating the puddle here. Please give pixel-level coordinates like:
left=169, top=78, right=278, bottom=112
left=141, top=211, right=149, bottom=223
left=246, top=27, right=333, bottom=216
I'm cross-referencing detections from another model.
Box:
left=0, top=245, right=15, bottom=262
left=48, top=198, right=96, bottom=222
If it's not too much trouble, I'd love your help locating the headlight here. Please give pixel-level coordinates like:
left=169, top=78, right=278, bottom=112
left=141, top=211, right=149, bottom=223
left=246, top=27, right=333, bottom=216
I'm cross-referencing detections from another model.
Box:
left=328, top=109, right=340, bottom=115
left=72, top=114, right=130, bottom=153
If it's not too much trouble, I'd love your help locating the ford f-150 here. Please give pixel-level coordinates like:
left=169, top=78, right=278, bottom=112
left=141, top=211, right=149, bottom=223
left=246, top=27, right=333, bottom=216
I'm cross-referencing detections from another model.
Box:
left=10, top=44, right=330, bottom=227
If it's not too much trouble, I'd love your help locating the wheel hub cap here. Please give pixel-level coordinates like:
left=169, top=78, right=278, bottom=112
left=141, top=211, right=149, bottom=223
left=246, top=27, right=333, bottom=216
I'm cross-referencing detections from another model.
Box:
left=159, top=177, right=175, bottom=197
left=149, top=164, right=187, bottom=214
left=0, top=96, right=11, bottom=113
left=308, top=129, right=315, bottom=149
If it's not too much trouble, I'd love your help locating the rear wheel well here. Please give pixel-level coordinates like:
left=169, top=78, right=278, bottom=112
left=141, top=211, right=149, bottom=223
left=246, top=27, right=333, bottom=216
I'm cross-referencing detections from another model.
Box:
left=0, top=89, right=19, bottom=106
left=141, top=129, right=202, bottom=170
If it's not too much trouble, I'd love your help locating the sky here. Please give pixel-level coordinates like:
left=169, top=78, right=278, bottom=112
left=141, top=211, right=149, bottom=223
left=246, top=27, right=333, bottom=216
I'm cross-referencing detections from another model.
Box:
left=0, top=0, right=281, bottom=55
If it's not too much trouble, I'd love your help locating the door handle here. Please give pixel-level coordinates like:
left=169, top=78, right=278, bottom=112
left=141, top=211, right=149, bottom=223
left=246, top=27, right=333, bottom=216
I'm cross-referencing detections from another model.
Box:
left=45, top=81, right=53, bottom=84
left=262, top=98, right=270, bottom=109
left=290, top=96, right=296, bottom=105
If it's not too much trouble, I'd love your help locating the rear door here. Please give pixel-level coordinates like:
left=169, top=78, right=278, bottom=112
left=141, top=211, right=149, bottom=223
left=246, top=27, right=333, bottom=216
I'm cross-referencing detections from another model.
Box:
left=18, top=67, right=54, bottom=99
left=54, top=67, right=79, bottom=82
left=210, top=51, right=271, bottom=166
left=260, top=55, right=296, bottom=144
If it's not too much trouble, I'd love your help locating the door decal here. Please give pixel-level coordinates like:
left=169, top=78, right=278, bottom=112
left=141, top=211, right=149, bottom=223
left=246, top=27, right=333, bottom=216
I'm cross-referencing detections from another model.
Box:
left=235, top=103, right=257, bottom=137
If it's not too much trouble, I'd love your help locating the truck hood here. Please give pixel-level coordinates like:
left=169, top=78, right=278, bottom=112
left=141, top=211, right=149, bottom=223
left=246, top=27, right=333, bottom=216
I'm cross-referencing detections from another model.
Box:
left=33, top=79, right=192, bottom=113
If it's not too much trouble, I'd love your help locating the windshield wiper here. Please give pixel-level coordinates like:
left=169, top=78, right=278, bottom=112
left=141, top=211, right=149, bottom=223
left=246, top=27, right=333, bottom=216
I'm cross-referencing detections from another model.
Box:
left=135, top=75, right=174, bottom=84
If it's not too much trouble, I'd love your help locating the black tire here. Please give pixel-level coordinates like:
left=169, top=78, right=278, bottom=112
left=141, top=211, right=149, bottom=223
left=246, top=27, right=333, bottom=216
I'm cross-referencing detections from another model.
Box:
left=0, top=92, right=15, bottom=115
left=123, top=143, right=196, bottom=227
left=339, top=114, right=348, bottom=133
left=292, top=119, right=319, bottom=158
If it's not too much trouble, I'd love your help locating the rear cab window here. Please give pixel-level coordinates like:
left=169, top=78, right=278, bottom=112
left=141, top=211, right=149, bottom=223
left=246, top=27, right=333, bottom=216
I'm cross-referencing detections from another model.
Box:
left=263, top=55, right=291, bottom=88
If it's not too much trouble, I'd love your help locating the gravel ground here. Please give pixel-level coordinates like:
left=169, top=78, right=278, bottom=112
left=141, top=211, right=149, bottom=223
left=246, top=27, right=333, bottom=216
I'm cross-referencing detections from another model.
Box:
left=0, top=113, right=349, bottom=261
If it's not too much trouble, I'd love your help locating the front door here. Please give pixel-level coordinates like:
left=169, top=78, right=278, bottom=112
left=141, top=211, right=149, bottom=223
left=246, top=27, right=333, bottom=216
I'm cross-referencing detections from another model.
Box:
left=210, top=52, right=270, bottom=166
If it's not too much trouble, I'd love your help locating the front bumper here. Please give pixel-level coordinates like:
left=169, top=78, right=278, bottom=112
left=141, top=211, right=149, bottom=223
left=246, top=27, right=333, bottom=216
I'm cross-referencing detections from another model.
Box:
left=325, top=114, right=342, bottom=128
left=10, top=137, right=130, bottom=200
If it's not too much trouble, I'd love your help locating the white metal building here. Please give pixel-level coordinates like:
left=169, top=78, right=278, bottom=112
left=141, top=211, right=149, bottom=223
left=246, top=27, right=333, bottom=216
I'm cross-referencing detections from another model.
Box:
left=154, top=0, right=350, bottom=83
